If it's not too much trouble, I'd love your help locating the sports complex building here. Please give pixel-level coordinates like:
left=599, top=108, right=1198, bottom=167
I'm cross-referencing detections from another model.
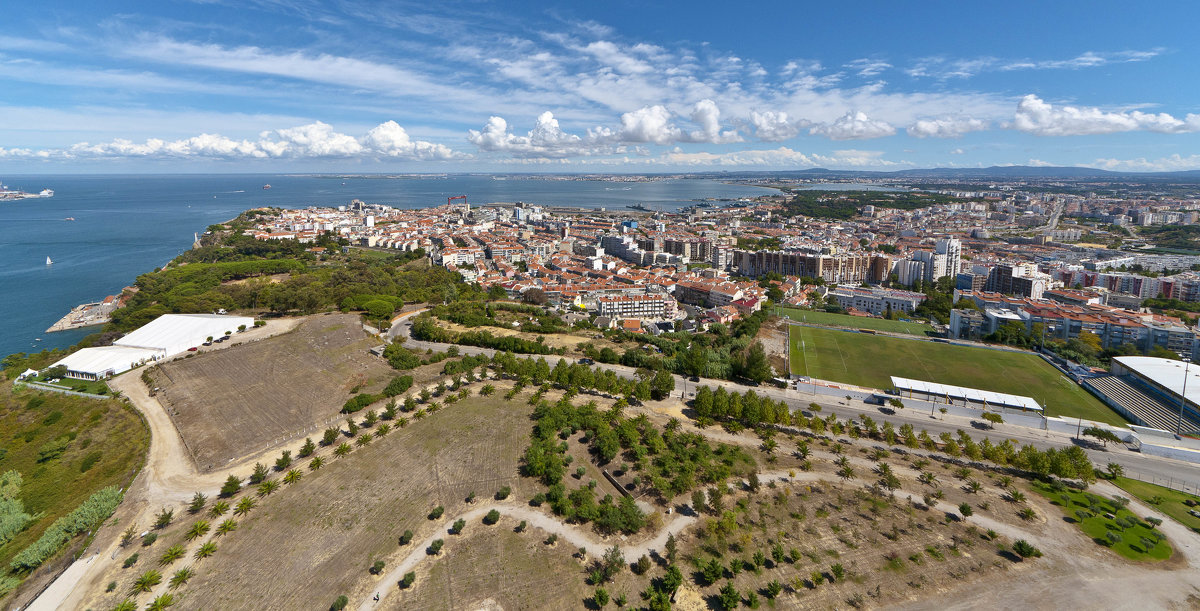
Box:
left=49, top=314, right=255, bottom=380
left=1084, top=356, right=1200, bottom=435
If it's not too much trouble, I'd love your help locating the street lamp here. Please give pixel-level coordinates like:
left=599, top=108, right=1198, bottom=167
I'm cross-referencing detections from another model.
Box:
left=1178, top=356, right=1192, bottom=437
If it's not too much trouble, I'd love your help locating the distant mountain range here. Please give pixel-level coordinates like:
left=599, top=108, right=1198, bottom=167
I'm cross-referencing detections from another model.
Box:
left=697, top=166, right=1200, bottom=182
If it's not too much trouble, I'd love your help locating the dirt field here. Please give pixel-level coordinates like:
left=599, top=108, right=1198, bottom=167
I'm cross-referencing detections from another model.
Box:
left=66, top=365, right=1200, bottom=611
left=438, top=319, right=592, bottom=350
left=150, top=313, right=393, bottom=471
left=391, top=523, right=596, bottom=610
left=146, top=390, right=537, bottom=610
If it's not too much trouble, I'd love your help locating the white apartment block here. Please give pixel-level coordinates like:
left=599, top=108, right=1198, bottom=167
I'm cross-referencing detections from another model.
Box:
left=596, top=293, right=678, bottom=320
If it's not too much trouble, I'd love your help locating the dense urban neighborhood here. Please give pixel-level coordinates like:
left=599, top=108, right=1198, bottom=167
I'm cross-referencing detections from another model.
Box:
left=7, top=176, right=1200, bottom=611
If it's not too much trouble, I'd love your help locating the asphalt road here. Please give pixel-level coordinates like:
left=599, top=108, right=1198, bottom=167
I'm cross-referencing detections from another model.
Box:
left=389, top=310, right=1200, bottom=491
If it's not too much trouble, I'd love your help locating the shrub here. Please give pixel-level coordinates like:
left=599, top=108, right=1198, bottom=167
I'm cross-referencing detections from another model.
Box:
left=36, top=436, right=71, bottom=463
left=429, top=506, right=444, bottom=520
left=370, top=560, right=385, bottom=575
left=495, top=486, right=511, bottom=500
left=9, top=486, right=123, bottom=571
left=331, top=595, right=349, bottom=611
left=79, top=451, right=103, bottom=473
left=141, top=533, right=158, bottom=547
left=484, top=509, right=501, bottom=525
left=219, top=475, right=241, bottom=497
left=342, top=393, right=379, bottom=414
left=123, top=554, right=139, bottom=568
left=428, top=539, right=444, bottom=555
left=399, top=571, right=416, bottom=589
left=1013, top=539, right=1042, bottom=559
left=399, top=530, right=413, bottom=545
left=384, top=375, right=414, bottom=397
left=451, top=518, right=466, bottom=534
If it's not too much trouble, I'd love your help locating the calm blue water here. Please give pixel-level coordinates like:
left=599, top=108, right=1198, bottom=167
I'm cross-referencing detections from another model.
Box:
left=0, top=174, right=775, bottom=358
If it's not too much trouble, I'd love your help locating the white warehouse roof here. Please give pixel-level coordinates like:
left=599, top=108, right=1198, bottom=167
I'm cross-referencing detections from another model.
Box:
left=890, top=376, right=1043, bottom=412
left=1112, top=356, right=1200, bottom=405
left=49, top=313, right=255, bottom=380
left=51, top=346, right=163, bottom=378
left=116, top=314, right=255, bottom=356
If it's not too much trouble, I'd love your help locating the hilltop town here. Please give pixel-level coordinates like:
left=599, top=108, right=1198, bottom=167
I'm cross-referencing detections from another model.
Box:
left=238, top=183, right=1200, bottom=360
left=7, top=178, right=1200, bottom=611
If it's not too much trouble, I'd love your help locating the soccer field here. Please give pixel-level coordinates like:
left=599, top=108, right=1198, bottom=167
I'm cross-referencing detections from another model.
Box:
left=788, top=325, right=1126, bottom=426
left=779, top=307, right=933, bottom=336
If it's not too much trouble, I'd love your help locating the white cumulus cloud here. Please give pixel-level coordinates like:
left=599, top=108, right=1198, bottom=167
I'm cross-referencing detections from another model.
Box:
left=1012, top=95, right=1200, bottom=136
left=3, top=121, right=460, bottom=161
left=906, top=116, right=989, bottom=138
left=809, top=111, right=896, bottom=140
left=748, top=110, right=806, bottom=141
left=467, top=112, right=593, bottom=158
left=615, top=105, right=681, bottom=145
left=686, top=99, right=741, bottom=144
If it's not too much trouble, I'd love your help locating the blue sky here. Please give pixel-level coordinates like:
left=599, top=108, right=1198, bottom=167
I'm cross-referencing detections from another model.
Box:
left=2, top=0, right=1199, bottom=172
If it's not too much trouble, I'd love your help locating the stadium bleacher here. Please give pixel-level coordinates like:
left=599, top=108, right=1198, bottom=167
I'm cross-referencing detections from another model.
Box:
left=1085, top=375, right=1200, bottom=433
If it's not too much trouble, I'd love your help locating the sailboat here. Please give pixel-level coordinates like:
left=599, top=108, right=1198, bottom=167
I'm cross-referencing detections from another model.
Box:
left=46, top=256, right=53, bottom=265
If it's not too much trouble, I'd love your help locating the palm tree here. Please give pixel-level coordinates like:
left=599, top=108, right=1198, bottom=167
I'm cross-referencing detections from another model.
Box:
left=168, top=567, right=194, bottom=590
left=208, top=501, right=229, bottom=517
left=283, top=469, right=302, bottom=485
left=762, top=438, right=778, bottom=455
left=185, top=520, right=210, bottom=541
left=159, top=544, right=186, bottom=566
left=257, top=480, right=280, bottom=497
left=836, top=464, right=856, bottom=488
left=147, top=593, right=176, bottom=611
left=216, top=519, right=238, bottom=536
left=194, top=542, right=217, bottom=560
left=131, top=569, right=162, bottom=594
left=234, top=497, right=256, bottom=516
left=334, top=442, right=352, bottom=457
left=1008, top=489, right=1027, bottom=504
left=111, top=599, right=138, bottom=611
left=309, top=456, right=325, bottom=471
left=918, top=471, right=939, bottom=487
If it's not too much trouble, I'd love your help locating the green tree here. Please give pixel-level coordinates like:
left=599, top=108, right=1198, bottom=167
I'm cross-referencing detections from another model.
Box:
left=718, top=583, right=741, bottom=610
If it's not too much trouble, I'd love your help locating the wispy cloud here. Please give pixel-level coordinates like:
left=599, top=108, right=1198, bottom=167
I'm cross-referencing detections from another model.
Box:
left=907, top=48, right=1163, bottom=79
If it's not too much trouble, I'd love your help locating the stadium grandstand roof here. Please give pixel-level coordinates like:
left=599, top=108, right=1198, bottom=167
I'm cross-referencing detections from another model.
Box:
left=1112, top=356, right=1200, bottom=405
left=890, top=376, right=1043, bottom=412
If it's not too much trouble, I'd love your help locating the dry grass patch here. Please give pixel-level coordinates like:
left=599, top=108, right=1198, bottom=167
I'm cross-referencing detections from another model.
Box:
left=144, top=391, right=536, bottom=610
left=150, top=313, right=394, bottom=470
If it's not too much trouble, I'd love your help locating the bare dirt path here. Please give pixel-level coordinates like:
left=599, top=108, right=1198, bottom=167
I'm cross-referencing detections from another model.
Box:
left=27, top=320, right=310, bottom=611
left=360, top=503, right=698, bottom=611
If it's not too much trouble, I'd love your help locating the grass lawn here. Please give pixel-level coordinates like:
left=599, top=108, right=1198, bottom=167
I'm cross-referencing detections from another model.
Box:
left=1109, top=476, right=1200, bottom=534
left=1032, top=481, right=1172, bottom=561
left=27, top=375, right=110, bottom=395
left=788, top=325, right=1126, bottom=425
left=779, top=307, right=933, bottom=336
left=0, top=384, right=149, bottom=571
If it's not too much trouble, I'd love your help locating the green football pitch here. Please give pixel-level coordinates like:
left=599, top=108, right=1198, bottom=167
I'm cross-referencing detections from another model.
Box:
left=788, top=324, right=1126, bottom=426
left=779, top=307, right=933, bottom=336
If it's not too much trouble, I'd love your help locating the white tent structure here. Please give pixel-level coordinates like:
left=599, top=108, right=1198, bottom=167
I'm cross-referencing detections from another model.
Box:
left=49, top=313, right=255, bottom=380
left=114, top=313, right=254, bottom=355
left=49, top=346, right=162, bottom=381
left=890, top=376, right=1043, bottom=413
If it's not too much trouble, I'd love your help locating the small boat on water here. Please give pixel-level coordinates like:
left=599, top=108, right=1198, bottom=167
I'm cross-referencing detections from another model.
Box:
left=64, top=217, right=75, bottom=221
left=46, top=256, right=53, bottom=265
left=263, top=184, right=272, bottom=190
